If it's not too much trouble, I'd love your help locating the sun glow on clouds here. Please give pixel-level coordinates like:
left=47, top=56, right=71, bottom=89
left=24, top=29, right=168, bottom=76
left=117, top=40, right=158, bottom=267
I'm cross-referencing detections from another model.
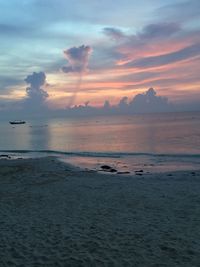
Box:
left=0, top=0, right=200, bottom=110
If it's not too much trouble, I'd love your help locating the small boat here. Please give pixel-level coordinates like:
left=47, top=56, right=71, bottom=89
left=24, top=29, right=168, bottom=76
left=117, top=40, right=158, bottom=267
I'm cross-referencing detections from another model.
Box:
left=9, top=120, right=26, bottom=125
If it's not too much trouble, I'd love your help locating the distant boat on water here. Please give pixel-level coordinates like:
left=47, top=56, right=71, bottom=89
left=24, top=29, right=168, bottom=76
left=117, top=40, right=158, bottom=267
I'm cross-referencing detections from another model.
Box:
left=9, top=120, right=26, bottom=125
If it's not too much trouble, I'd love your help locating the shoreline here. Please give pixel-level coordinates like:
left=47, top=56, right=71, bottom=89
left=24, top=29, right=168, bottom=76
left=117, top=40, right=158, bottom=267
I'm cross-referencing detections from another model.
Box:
left=1, top=150, right=200, bottom=175
left=0, top=157, right=200, bottom=266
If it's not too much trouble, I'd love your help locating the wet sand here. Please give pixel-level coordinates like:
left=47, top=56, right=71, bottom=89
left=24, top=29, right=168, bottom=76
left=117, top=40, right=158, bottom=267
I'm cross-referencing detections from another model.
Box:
left=0, top=157, right=200, bottom=266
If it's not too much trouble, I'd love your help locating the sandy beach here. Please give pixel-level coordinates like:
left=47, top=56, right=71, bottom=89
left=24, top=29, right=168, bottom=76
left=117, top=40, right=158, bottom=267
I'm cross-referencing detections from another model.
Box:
left=0, top=157, right=200, bottom=266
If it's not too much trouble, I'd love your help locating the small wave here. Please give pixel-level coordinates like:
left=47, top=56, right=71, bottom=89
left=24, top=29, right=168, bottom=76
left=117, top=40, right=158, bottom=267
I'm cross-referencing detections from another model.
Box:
left=1, top=150, right=200, bottom=159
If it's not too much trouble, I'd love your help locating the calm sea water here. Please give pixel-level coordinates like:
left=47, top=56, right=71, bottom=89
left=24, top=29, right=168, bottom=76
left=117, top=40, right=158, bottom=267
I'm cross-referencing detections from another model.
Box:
left=0, top=112, right=200, bottom=172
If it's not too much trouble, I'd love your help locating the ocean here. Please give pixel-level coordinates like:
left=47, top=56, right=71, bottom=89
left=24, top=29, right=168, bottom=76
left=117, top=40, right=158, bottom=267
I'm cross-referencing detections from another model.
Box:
left=0, top=112, right=200, bottom=173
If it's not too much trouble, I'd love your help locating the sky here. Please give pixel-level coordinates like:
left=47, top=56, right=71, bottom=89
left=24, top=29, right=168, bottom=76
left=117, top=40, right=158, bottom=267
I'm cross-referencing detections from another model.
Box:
left=0, top=0, right=200, bottom=112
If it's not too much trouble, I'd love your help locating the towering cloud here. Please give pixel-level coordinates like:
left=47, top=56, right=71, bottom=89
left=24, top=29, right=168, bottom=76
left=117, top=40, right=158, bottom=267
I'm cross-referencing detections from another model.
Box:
left=23, top=72, right=49, bottom=109
left=129, top=88, right=170, bottom=112
left=62, top=45, right=92, bottom=107
left=62, top=45, right=92, bottom=73
left=61, top=88, right=174, bottom=116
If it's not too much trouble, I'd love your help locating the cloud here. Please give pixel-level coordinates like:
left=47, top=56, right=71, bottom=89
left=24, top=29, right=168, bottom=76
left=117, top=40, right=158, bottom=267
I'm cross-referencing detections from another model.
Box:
left=62, top=88, right=173, bottom=116
left=97, top=88, right=172, bottom=114
left=0, top=75, right=21, bottom=91
left=0, top=72, right=49, bottom=115
left=124, top=73, right=200, bottom=91
left=103, top=100, right=111, bottom=109
left=123, top=43, right=200, bottom=69
left=139, top=23, right=181, bottom=39
left=103, top=23, right=181, bottom=45
left=0, top=24, right=20, bottom=35
left=129, top=88, right=169, bottom=111
left=101, top=22, right=184, bottom=67
left=103, top=27, right=126, bottom=40
left=1, top=86, right=199, bottom=118
left=61, top=45, right=93, bottom=107
left=62, top=45, right=92, bottom=73
left=0, top=23, right=40, bottom=39
left=25, top=72, right=46, bottom=88
left=72, top=88, right=171, bottom=114
left=118, top=96, right=129, bottom=109
left=61, top=66, right=74, bottom=73
left=157, top=0, right=200, bottom=23
left=23, top=72, right=49, bottom=109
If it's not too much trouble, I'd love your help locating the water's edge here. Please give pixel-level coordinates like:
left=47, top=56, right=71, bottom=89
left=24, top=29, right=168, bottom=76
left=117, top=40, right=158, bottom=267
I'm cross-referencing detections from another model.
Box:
left=1, top=150, right=200, bottom=174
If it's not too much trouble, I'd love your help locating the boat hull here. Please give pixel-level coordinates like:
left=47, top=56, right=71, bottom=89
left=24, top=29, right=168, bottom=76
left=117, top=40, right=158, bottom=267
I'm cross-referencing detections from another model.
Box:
left=9, top=121, right=26, bottom=125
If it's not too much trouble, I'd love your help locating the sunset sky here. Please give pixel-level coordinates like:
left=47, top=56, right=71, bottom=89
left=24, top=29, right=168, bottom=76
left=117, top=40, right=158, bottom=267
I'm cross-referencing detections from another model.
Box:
left=0, top=0, right=200, bottom=109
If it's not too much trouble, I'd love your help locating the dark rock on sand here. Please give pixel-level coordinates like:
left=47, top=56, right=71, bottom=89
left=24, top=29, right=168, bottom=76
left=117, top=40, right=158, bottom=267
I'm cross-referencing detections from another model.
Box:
left=110, top=168, right=117, bottom=173
left=135, top=170, right=144, bottom=173
left=101, top=165, right=112, bottom=170
left=100, top=165, right=117, bottom=173
left=0, top=154, right=11, bottom=159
